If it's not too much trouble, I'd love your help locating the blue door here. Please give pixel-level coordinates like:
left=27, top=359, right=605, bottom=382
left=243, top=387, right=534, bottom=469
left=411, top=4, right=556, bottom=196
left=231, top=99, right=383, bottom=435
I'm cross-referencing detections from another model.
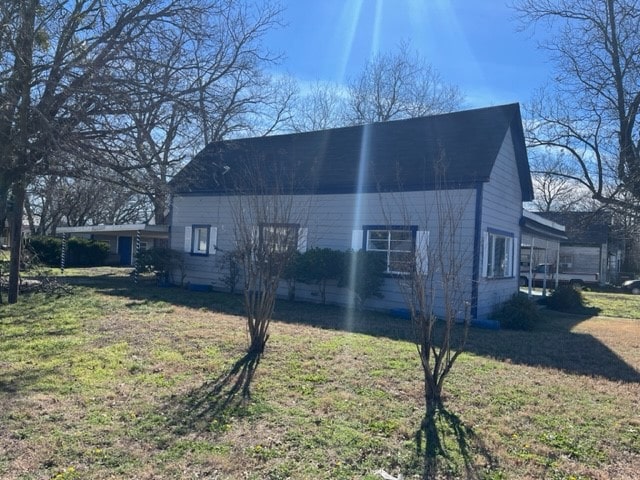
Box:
left=118, top=236, right=132, bottom=265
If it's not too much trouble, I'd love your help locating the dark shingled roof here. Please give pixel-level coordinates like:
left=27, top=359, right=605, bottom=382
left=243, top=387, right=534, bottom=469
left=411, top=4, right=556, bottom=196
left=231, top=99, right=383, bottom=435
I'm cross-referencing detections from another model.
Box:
left=170, top=103, right=533, bottom=200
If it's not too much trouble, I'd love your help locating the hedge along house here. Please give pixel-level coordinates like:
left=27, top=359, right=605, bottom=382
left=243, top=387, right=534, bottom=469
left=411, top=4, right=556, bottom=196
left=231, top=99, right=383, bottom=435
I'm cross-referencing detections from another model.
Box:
left=169, top=104, right=534, bottom=320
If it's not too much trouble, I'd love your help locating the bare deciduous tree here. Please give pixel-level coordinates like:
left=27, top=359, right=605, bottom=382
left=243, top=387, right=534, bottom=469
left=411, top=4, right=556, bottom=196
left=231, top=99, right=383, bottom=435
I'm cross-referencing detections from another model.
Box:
left=528, top=153, right=590, bottom=212
left=0, top=0, right=288, bottom=302
left=61, top=0, right=288, bottom=225
left=384, top=163, right=473, bottom=478
left=344, top=42, right=464, bottom=125
left=0, top=0, right=216, bottom=303
left=514, top=0, right=640, bottom=212
left=229, top=155, right=308, bottom=356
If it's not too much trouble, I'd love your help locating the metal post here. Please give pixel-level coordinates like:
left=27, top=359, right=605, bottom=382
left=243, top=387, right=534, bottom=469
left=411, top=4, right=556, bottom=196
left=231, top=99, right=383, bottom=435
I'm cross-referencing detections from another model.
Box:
left=555, top=244, right=560, bottom=289
left=134, top=230, right=141, bottom=284
left=528, top=237, right=534, bottom=298
left=542, top=240, right=548, bottom=298
left=60, top=233, right=67, bottom=274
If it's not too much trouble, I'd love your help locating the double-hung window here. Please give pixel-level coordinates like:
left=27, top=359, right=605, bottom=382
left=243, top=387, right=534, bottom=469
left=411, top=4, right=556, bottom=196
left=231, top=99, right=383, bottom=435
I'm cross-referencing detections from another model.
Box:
left=484, top=230, right=514, bottom=278
left=364, top=226, right=417, bottom=275
left=259, top=223, right=300, bottom=253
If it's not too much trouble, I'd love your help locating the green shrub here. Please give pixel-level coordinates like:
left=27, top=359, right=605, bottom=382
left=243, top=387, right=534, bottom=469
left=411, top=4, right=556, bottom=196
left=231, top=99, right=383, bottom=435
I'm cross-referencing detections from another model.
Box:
left=27, top=236, right=61, bottom=265
left=545, top=284, right=586, bottom=313
left=340, top=250, right=385, bottom=309
left=279, top=251, right=301, bottom=300
left=67, top=237, right=109, bottom=266
left=296, top=248, right=345, bottom=303
left=136, top=247, right=185, bottom=285
left=27, top=236, right=109, bottom=267
left=493, top=293, right=541, bottom=331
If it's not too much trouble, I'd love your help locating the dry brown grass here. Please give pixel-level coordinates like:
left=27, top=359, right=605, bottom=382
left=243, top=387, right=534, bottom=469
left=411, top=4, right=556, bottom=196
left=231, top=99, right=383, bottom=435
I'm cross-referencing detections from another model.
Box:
left=0, top=272, right=638, bottom=479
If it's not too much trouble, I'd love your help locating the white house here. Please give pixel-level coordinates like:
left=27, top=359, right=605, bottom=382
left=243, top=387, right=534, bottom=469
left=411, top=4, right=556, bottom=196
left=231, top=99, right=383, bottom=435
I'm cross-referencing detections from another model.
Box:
left=168, top=104, right=535, bottom=320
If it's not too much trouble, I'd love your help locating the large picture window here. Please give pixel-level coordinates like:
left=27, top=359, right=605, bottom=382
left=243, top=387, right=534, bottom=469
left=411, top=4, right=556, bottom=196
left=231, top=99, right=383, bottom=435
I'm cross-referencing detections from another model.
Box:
left=364, top=226, right=416, bottom=275
left=485, top=230, right=514, bottom=278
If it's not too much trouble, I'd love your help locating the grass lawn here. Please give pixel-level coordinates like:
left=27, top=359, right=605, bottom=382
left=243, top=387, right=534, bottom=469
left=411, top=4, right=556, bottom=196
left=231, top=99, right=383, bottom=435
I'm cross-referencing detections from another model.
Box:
left=1, top=268, right=638, bottom=479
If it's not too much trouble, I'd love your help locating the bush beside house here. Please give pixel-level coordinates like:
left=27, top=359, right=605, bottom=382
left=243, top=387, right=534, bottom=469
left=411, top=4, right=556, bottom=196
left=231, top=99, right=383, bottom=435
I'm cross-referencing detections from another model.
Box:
left=27, top=236, right=109, bottom=267
left=493, top=293, right=541, bottom=330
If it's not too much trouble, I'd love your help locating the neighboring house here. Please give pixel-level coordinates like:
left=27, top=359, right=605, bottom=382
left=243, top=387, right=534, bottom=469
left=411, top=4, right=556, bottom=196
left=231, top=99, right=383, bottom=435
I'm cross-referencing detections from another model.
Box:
left=169, top=103, right=534, bottom=320
left=536, top=211, right=621, bottom=285
left=56, top=224, right=169, bottom=266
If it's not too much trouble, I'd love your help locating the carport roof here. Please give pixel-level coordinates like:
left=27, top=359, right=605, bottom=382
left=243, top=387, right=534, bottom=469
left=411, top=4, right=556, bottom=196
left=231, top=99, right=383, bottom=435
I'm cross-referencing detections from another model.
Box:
left=57, top=224, right=168, bottom=238
left=520, top=210, right=568, bottom=241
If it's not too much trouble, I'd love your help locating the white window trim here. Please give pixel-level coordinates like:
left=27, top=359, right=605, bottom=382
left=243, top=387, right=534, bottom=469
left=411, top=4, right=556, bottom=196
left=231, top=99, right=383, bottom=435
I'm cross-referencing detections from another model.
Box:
left=483, top=229, right=514, bottom=279
left=184, top=225, right=217, bottom=256
left=353, top=226, right=426, bottom=275
left=258, top=223, right=305, bottom=253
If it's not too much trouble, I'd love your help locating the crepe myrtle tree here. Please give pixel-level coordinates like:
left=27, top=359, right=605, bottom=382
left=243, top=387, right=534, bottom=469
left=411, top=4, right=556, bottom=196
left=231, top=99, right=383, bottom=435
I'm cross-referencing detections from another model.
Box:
left=228, top=154, right=309, bottom=356
left=383, top=162, right=473, bottom=479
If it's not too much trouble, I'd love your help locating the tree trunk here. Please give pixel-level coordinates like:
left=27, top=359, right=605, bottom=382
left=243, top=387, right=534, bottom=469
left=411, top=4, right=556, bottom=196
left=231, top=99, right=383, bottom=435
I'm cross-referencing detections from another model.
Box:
left=8, top=181, right=26, bottom=304
left=153, top=194, right=167, bottom=225
left=422, top=375, right=442, bottom=479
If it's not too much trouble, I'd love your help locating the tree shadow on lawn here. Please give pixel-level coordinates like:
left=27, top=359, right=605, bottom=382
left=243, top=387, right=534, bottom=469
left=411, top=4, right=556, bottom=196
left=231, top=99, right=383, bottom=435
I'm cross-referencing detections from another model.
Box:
left=0, top=366, right=59, bottom=396
left=85, top=276, right=639, bottom=383
left=162, top=352, right=261, bottom=436
left=415, top=406, right=500, bottom=480
left=464, top=311, right=640, bottom=383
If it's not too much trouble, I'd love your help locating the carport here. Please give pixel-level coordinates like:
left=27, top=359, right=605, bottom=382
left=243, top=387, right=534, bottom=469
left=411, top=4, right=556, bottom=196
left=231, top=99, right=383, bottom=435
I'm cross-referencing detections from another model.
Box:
left=520, top=211, right=568, bottom=296
left=56, top=224, right=169, bottom=267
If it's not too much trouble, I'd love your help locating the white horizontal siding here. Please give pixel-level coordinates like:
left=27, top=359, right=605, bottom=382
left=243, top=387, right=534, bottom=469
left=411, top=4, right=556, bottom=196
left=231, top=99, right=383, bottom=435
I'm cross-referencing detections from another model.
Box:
left=477, top=127, right=525, bottom=319
left=171, top=188, right=478, bottom=318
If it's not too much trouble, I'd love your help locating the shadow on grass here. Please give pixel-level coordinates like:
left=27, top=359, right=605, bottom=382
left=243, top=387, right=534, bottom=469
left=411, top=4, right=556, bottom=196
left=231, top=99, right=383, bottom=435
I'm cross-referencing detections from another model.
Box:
left=71, top=274, right=640, bottom=383
left=415, top=406, right=499, bottom=479
left=163, top=352, right=261, bottom=436
left=464, top=311, right=640, bottom=383
left=0, top=367, right=58, bottom=396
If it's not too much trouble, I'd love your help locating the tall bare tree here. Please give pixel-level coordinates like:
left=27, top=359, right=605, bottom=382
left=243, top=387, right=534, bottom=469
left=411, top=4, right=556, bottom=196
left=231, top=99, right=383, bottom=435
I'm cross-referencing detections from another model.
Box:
left=0, top=0, right=210, bottom=302
left=515, top=0, right=640, bottom=212
left=528, top=153, right=591, bottom=212
left=0, top=0, right=286, bottom=302
left=58, top=0, right=288, bottom=225
left=344, top=42, right=464, bottom=125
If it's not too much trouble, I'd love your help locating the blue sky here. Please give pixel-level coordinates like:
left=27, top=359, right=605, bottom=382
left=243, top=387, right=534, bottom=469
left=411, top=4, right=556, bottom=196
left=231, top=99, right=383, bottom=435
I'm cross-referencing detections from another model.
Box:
left=265, top=0, right=552, bottom=108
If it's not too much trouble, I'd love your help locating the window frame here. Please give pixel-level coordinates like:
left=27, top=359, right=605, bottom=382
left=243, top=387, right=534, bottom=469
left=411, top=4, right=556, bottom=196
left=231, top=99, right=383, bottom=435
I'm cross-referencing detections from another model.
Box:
left=363, top=225, right=418, bottom=275
left=191, top=224, right=211, bottom=256
left=484, top=229, right=514, bottom=279
left=258, top=223, right=300, bottom=254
